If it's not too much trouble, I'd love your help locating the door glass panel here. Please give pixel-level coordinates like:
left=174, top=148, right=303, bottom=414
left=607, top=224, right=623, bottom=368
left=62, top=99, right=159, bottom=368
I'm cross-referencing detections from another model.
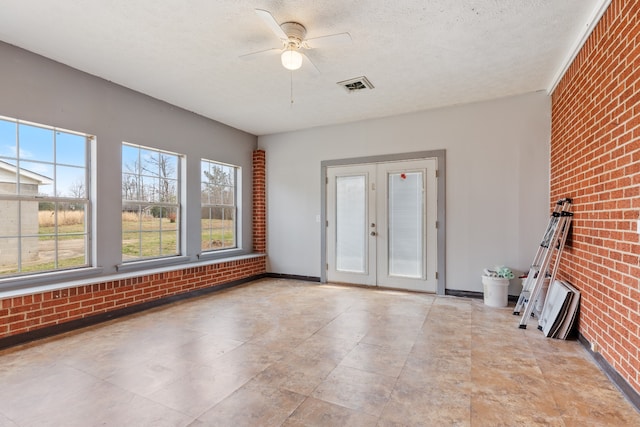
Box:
left=336, top=175, right=366, bottom=273
left=388, top=171, right=423, bottom=278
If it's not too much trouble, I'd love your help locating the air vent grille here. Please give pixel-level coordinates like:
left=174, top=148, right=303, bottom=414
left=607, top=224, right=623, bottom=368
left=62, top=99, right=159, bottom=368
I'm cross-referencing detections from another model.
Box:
left=337, top=76, right=374, bottom=92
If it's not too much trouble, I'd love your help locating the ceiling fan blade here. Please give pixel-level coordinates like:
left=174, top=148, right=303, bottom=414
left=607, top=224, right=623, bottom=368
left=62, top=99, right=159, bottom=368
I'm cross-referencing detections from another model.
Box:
left=239, top=47, right=282, bottom=60
left=304, top=32, right=352, bottom=49
left=255, top=9, right=288, bottom=41
left=301, top=52, right=320, bottom=75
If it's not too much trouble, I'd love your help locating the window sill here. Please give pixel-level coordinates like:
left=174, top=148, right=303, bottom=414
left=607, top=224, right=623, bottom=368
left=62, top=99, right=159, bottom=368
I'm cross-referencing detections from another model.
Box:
left=0, top=267, right=104, bottom=297
left=0, top=253, right=265, bottom=300
left=116, top=256, right=191, bottom=273
left=197, top=248, right=245, bottom=261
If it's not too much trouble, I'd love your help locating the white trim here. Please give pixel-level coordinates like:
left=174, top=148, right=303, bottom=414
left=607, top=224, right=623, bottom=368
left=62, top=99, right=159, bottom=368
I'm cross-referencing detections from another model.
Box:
left=197, top=248, right=245, bottom=260
left=0, top=267, right=104, bottom=294
left=116, top=255, right=191, bottom=272
left=0, top=253, right=265, bottom=299
left=547, top=0, right=612, bottom=95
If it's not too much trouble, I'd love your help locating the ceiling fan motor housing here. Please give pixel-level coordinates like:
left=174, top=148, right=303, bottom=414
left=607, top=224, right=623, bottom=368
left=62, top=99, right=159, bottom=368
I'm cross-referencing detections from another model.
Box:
left=281, top=22, right=307, bottom=47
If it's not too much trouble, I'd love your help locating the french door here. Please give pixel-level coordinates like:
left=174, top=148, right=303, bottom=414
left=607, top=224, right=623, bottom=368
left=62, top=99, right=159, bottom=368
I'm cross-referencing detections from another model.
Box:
left=326, top=159, right=438, bottom=292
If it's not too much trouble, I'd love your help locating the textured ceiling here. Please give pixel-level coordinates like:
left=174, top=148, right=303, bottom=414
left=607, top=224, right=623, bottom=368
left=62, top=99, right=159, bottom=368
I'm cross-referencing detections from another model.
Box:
left=0, top=0, right=603, bottom=136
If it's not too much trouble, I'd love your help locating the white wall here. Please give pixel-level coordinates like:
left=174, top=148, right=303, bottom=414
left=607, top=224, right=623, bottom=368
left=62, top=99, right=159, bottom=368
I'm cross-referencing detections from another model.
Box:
left=0, top=42, right=257, bottom=279
left=258, top=92, right=551, bottom=294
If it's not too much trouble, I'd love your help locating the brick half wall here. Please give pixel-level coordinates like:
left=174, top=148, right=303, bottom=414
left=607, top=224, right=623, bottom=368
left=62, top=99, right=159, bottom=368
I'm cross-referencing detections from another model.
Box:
left=0, top=256, right=266, bottom=345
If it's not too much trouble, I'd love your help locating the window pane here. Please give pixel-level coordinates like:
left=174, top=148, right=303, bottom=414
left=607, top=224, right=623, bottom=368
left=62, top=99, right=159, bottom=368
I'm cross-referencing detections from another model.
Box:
left=122, top=204, right=141, bottom=225
left=0, top=163, right=17, bottom=195
left=19, top=124, right=54, bottom=163
left=336, top=175, right=367, bottom=273
left=0, top=200, right=19, bottom=274
left=201, top=221, right=213, bottom=250
left=32, top=204, right=59, bottom=270
left=122, top=173, right=139, bottom=200
left=161, top=154, right=178, bottom=180
left=388, top=172, right=423, bottom=278
left=222, top=186, right=234, bottom=205
left=141, top=231, right=161, bottom=257
left=161, top=230, right=177, bottom=255
left=0, top=200, right=19, bottom=237
left=122, top=145, right=140, bottom=174
left=19, top=161, right=54, bottom=196
left=212, top=186, right=223, bottom=205
left=210, top=207, right=224, bottom=249
left=0, top=119, right=16, bottom=160
left=56, top=165, right=85, bottom=198
left=165, top=178, right=178, bottom=202
left=57, top=204, right=87, bottom=268
left=21, top=236, right=51, bottom=273
left=22, top=200, right=43, bottom=237
left=201, top=165, right=210, bottom=184
left=223, top=207, right=236, bottom=247
left=160, top=207, right=178, bottom=228
left=122, top=231, right=141, bottom=260
left=0, top=238, right=18, bottom=275
left=58, top=248, right=87, bottom=269
left=200, top=189, right=210, bottom=205
left=141, top=150, right=158, bottom=177
left=146, top=177, right=160, bottom=202
left=56, top=132, right=85, bottom=166
left=57, top=204, right=86, bottom=234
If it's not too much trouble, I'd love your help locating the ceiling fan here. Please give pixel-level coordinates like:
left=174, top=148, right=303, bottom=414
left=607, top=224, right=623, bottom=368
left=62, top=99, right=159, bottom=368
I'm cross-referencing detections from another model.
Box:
left=240, top=9, right=352, bottom=72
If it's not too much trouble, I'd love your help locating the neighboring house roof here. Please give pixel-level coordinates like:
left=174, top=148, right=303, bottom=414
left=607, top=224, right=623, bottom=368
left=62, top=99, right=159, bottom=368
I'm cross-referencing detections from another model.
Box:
left=0, top=160, right=53, bottom=185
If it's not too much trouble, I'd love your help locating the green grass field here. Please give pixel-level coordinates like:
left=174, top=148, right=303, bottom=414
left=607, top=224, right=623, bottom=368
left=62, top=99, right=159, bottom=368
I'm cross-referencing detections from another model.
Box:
left=0, top=214, right=235, bottom=276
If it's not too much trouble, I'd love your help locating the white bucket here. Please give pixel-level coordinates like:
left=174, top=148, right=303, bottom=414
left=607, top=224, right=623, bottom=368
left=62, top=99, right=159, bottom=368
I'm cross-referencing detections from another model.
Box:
left=482, top=276, right=510, bottom=307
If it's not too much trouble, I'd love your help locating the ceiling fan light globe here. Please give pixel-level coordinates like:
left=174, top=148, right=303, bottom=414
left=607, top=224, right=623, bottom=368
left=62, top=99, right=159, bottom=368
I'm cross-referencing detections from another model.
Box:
left=281, top=50, right=302, bottom=70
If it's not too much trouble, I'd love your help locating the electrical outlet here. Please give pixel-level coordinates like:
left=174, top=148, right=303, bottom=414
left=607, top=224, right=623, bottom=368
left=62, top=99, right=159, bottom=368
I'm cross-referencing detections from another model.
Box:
left=591, top=342, right=599, bottom=353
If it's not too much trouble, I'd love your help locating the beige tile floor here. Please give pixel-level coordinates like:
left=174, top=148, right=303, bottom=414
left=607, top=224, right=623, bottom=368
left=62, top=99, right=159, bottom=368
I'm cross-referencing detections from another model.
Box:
left=0, top=278, right=638, bottom=426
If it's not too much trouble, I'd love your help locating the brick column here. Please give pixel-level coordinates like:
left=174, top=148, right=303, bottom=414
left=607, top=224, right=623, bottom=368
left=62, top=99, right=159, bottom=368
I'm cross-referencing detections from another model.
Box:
left=252, top=150, right=266, bottom=253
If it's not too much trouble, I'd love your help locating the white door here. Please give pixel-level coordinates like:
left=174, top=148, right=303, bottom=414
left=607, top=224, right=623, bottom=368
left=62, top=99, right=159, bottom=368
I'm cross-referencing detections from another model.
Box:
left=326, top=164, right=377, bottom=286
left=326, top=159, right=438, bottom=292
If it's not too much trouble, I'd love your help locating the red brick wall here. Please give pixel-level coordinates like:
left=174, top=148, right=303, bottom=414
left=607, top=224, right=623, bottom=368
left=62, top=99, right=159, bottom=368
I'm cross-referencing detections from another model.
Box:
left=551, top=0, right=640, bottom=393
left=253, top=149, right=266, bottom=253
left=0, top=256, right=266, bottom=340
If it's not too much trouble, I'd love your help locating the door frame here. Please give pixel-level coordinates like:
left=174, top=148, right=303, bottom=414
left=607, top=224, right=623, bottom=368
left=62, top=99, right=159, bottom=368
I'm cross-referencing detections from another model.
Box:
left=321, top=150, right=446, bottom=295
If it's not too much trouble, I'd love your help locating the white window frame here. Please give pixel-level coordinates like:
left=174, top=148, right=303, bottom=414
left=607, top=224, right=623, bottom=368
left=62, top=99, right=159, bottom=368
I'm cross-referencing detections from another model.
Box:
left=121, top=142, right=183, bottom=263
left=200, top=159, right=239, bottom=253
left=0, top=115, right=93, bottom=281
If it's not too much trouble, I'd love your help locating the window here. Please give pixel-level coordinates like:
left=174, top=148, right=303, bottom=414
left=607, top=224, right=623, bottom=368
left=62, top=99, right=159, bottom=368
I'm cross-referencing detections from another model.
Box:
left=201, top=159, right=238, bottom=251
left=0, top=116, right=90, bottom=277
left=122, top=143, right=181, bottom=261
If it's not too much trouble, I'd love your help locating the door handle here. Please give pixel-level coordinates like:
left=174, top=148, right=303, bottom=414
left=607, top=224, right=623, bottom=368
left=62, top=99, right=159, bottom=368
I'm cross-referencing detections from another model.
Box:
left=370, top=231, right=377, bottom=236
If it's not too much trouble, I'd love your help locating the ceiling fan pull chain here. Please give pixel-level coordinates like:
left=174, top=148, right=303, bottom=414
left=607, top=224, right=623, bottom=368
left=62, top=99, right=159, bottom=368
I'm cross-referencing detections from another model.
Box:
left=290, top=71, right=294, bottom=106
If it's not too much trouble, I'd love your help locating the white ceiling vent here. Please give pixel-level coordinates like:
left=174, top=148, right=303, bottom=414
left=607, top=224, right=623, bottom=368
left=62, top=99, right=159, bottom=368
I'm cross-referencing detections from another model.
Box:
left=337, top=76, right=374, bottom=92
